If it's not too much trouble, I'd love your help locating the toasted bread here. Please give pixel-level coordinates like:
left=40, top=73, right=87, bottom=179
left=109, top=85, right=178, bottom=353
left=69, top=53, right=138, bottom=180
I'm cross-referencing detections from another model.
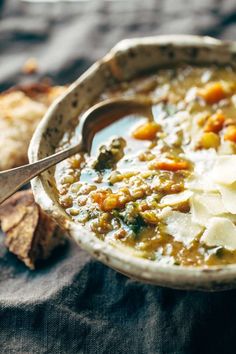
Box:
left=0, top=190, right=65, bottom=269
left=0, top=83, right=67, bottom=170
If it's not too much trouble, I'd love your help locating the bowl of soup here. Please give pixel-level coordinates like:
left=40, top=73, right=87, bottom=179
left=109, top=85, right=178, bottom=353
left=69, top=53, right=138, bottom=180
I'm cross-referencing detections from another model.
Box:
left=29, top=35, right=236, bottom=290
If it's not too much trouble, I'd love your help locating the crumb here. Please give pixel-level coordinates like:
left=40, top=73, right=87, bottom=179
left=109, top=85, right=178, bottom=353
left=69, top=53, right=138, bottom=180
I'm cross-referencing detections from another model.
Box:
left=22, top=57, right=39, bottom=74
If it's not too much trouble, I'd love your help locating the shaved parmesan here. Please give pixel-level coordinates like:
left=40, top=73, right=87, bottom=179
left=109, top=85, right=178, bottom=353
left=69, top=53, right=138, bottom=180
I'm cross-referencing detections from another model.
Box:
left=201, top=217, right=236, bottom=250
left=212, top=156, right=236, bottom=185
left=218, top=183, right=236, bottom=214
left=190, top=193, right=228, bottom=225
left=163, top=211, right=203, bottom=245
left=185, top=149, right=217, bottom=173
left=160, top=190, right=192, bottom=206
left=185, top=149, right=218, bottom=192
left=158, top=207, right=172, bottom=219
left=218, top=140, right=235, bottom=155
left=186, top=175, right=218, bottom=193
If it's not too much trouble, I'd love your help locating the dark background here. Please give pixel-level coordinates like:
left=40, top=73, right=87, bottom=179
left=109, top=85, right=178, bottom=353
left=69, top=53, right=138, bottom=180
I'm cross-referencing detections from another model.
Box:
left=0, top=1, right=236, bottom=353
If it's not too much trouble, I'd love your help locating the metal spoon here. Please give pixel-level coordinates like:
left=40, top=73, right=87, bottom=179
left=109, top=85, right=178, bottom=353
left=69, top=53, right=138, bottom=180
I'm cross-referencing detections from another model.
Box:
left=0, top=97, right=152, bottom=205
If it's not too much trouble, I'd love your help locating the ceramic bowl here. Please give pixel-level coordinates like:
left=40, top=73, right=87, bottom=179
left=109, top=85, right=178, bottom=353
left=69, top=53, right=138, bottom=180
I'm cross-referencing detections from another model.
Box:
left=29, top=35, right=236, bottom=291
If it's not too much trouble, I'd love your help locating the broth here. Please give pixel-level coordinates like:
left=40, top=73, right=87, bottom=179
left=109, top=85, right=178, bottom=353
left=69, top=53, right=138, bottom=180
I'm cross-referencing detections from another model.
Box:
left=56, top=65, right=236, bottom=267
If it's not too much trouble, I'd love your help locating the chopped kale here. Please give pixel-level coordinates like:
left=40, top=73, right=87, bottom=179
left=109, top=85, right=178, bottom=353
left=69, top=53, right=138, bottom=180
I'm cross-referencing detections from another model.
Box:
left=214, top=246, right=225, bottom=258
left=128, top=215, right=146, bottom=236
left=92, top=137, right=126, bottom=171
left=114, top=202, right=146, bottom=238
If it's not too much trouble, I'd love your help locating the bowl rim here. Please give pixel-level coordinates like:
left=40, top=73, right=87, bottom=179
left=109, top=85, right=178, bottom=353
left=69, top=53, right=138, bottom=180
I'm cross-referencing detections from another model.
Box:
left=29, top=35, right=236, bottom=290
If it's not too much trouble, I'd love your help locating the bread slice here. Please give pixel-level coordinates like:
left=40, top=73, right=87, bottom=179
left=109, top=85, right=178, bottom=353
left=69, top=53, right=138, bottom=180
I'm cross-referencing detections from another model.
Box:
left=0, top=190, right=65, bottom=269
left=0, top=83, right=66, bottom=170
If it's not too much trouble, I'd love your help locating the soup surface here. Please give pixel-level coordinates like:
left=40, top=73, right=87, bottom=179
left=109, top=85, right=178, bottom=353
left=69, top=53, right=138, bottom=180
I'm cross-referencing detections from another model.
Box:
left=56, top=65, right=236, bottom=267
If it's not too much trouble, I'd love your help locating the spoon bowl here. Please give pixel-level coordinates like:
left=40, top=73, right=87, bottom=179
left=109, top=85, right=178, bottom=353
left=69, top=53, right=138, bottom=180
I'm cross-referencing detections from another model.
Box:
left=0, top=97, right=151, bottom=205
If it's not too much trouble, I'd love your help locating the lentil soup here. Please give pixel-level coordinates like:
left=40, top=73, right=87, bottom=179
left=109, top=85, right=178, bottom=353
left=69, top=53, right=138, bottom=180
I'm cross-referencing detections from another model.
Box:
left=56, top=65, right=236, bottom=267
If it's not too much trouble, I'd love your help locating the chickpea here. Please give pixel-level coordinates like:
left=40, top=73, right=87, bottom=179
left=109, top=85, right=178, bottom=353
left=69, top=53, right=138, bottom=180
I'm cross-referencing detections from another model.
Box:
left=198, top=132, right=220, bottom=149
left=70, top=182, right=82, bottom=193
left=103, top=194, right=120, bottom=211
left=60, top=175, right=75, bottom=185
left=69, top=208, right=80, bottom=216
left=60, top=195, right=73, bottom=208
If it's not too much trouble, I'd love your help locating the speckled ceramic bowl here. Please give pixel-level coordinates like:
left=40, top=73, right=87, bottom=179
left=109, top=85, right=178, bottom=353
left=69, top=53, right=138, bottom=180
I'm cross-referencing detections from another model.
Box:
left=29, top=35, right=236, bottom=291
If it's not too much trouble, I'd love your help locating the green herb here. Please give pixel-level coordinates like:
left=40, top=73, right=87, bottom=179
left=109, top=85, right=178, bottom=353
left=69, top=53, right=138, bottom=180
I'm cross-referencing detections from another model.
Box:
left=112, top=205, right=146, bottom=238
left=92, top=137, right=126, bottom=171
left=214, top=246, right=224, bottom=258
left=128, top=215, right=146, bottom=236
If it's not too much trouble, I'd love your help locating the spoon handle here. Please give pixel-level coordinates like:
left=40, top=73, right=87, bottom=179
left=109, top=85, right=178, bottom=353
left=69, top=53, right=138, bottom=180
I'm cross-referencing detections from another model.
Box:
left=0, top=143, right=82, bottom=205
